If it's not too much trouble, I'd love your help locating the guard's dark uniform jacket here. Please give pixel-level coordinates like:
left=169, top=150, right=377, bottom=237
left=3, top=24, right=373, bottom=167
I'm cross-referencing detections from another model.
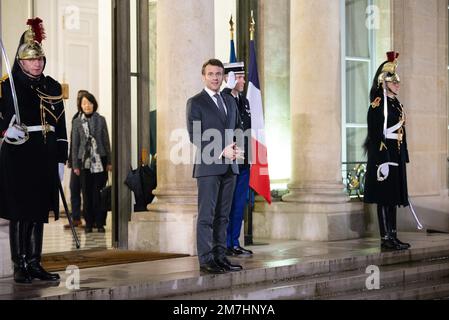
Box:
left=363, top=94, right=409, bottom=207
left=222, top=88, right=251, bottom=169
left=0, top=67, right=68, bottom=223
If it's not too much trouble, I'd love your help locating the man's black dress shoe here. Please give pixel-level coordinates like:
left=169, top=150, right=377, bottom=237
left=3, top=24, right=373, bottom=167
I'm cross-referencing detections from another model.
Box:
left=215, top=257, right=243, bottom=272
left=233, top=246, right=253, bottom=255
left=27, top=262, right=60, bottom=281
left=199, top=261, right=226, bottom=274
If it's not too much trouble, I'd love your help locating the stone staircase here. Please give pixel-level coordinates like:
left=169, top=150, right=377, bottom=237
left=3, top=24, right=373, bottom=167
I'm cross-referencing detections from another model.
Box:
left=7, top=233, right=449, bottom=300
left=160, top=245, right=449, bottom=300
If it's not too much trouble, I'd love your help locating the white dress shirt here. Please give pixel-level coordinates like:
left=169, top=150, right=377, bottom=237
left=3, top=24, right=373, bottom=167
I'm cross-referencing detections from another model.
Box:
left=204, top=87, right=228, bottom=115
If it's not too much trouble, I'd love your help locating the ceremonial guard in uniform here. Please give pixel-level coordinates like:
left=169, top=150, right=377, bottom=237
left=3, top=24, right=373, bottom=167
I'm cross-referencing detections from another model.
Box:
left=0, top=18, right=68, bottom=283
left=363, top=52, right=410, bottom=251
left=222, top=62, right=253, bottom=256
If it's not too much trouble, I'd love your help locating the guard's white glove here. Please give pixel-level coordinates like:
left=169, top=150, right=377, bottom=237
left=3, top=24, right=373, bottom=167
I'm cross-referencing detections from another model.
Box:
left=377, top=162, right=398, bottom=182
left=225, top=71, right=236, bottom=90
left=58, top=163, right=65, bottom=182
left=380, top=163, right=389, bottom=178
left=4, top=115, right=25, bottom=140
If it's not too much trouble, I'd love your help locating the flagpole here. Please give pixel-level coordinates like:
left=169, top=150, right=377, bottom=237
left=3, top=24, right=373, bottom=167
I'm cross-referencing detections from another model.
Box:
left=229, top=14, right=234, bottom=40
left=250, top=10, right=255, bottom=41
left=245, top=11, right=257, bottom=246
left=229, top=15, right=237, bottom=63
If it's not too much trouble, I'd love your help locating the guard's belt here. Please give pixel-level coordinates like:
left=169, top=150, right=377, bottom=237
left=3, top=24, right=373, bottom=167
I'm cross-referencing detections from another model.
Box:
left=27, top=125, right=55, bottom=133
left=385, top=121, right=403, bottom=140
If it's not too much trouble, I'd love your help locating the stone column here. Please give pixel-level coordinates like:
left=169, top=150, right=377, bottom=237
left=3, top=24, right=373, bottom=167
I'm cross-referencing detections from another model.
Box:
left=254, top=0, right=364, bottom=241
left=128, top=0, right=214, bottom=255
left=259, top=0, right=291, bottom=185
left=392, top=0, right=448, bottom=196
left=391, top=0, right=449, bottom=231
left=0, top=219, right=12, bottom=278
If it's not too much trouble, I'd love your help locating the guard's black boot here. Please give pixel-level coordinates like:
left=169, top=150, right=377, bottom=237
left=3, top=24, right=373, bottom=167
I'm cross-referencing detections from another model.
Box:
left=26, top=222, right=60, bottom=281
left=388, top=206, right=410, bottom=250
left=377, top=205, right=402, bottom=250
left=9, top=221, right=32, bottom=284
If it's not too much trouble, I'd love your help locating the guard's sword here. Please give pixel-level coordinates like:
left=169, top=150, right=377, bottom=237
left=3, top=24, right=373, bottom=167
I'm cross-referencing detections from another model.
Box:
left=0, top=38, right=29, bottom=145
left=0, top=38, right=21, bottom=125
left=408, top=197, right=424, bottom=230
left=57, top=179, right=81, bottom=249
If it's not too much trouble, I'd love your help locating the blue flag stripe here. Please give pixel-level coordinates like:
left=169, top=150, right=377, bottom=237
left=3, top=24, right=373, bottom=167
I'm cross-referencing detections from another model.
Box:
left=248, top=40, right=260, bottom=90
left=230, top=40, right=237, bottom=63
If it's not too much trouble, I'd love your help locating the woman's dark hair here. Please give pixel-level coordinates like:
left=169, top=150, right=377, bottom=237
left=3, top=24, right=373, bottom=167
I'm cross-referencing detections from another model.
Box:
left=80, top=92, right=98, bottom=113
left=76, top=90, right=89, bottom=112
left=72, top=90, right=89, bottom=120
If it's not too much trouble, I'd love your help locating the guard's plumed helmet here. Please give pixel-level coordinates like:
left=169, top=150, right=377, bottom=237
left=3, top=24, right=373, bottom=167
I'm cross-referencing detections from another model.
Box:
left=378, top=51, right=400, bottom=85
left=17, top=18, right=46, bottom=60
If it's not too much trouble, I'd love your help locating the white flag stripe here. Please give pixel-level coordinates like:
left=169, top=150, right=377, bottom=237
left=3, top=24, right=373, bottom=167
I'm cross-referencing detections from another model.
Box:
left=247, top=82, right=266, bottom=146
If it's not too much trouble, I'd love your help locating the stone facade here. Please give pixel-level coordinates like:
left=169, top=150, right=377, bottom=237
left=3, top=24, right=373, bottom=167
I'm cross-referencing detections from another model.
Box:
left=0, top=219, right=12, bottom=278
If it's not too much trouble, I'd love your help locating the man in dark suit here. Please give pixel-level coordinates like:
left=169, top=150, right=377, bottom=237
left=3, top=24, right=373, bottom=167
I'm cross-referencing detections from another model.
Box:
left=222, top=62, right=254, bottom=257
left=186, top=59, right=243, bottom=274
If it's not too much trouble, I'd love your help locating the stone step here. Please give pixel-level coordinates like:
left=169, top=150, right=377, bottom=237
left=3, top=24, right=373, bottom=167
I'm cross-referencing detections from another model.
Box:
left=26, top=241, right=449, bottom=300
left=134, top=244, right=449, bottom=300
left=163, top=257, right=449, bottom=300
left=327, top=278, right=449, bottom=300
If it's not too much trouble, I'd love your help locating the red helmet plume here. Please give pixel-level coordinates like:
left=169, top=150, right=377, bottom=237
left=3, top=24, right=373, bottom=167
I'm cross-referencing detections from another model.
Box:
left=26, top=17, right=46, bottom=44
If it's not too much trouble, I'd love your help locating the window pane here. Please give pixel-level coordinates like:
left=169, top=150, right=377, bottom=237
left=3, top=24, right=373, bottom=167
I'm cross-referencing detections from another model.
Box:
left=131, top=76, right=138, bottom=169
left=346, top=60, right=369, bottom=124
left=149, top=0, right=157, bottom=111
left=346, top=127, right=367, bottom=162
left=130, top=0, right=138, bottom=74
left=346, top=0, right=369, bottom=58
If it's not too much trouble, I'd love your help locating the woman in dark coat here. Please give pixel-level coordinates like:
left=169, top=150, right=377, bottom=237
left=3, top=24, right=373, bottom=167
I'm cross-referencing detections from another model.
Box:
left=364, top=51, right=410, bottom=251
left=0, top=18, right=67, bottom=283
left=71, top=92, right=112, bottom=233
left=64, top=89, right=88, bottom=229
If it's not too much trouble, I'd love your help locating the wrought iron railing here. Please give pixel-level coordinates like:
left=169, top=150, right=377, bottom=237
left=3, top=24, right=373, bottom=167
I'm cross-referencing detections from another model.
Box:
left=342, top=162, right=366, bottom=200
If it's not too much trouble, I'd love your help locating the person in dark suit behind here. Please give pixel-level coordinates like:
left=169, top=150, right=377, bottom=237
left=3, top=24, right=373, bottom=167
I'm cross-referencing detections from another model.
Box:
left=186, top=58, right=244, bottom=274
left=64, top=89, right=88, bottom=229
left=222, top=62, right=254, bottom=256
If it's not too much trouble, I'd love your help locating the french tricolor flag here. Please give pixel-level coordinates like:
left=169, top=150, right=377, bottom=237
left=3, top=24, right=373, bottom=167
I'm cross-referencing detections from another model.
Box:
left=247, top=40, right=271, bottom=204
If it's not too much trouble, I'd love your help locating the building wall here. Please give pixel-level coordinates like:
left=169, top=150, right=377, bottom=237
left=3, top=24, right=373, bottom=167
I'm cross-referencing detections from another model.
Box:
left=0, top=0, right=33, bottom=75
left=392, top=0, right=448, bottom=196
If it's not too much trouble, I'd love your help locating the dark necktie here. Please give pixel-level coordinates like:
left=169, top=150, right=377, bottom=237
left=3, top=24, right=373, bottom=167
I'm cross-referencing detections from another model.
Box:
left=214, top=93, right=227, bottom=119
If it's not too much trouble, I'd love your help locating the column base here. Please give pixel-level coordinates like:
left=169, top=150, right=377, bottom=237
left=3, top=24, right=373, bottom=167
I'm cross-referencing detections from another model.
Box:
left=253, top=201, right=365, bottom=241
left=0, top=219, right=12, bottom=278
left=128, top=202, right=197, bottom=255
left=282, top=182, right=351, bottom=203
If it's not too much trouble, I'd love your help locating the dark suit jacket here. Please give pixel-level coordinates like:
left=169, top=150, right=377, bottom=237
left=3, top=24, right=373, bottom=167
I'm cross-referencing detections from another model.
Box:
left=222, top=88, right=252, bottom=169
left=186, top=89, right=241, bottom=178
